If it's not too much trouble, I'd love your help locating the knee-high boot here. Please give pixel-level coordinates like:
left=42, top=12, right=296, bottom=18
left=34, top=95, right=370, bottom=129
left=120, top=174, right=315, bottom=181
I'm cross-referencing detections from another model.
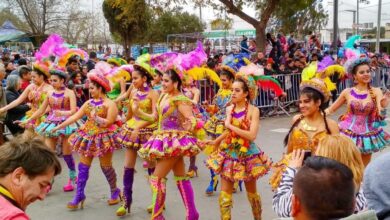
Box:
left=116, top=167, right=134, bottom=216
left=101, top=166, right=121, bottom=205
left=175, top=176, right=199, bottom=220
left=247, top=192, right=262, bottom=220
left=67, top=163, right=89, bottom=210
left=150, top=175, right=167, bottom=220
left=219, top=191, right=233, bottom=220
left=63, top=154, right=77, bottom=192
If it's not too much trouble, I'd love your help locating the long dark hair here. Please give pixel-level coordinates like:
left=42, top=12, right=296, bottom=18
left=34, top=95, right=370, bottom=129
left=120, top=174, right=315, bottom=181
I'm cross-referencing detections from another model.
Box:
left=283, top=87, right=331, bottom=146
left=134, top=65, right=153, bottom=85
left=165, top=69, right=182, bottom=91
left=219, top=69, right=235, bottom=81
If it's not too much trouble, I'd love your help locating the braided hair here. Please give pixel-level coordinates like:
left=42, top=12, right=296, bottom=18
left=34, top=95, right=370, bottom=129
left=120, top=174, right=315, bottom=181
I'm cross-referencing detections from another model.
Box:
left=283, top=87, right=331, bottom=146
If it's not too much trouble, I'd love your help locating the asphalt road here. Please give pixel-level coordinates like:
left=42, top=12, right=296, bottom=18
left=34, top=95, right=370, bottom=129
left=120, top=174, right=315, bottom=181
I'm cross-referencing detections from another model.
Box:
left=27, top=108, right=390, bottom=220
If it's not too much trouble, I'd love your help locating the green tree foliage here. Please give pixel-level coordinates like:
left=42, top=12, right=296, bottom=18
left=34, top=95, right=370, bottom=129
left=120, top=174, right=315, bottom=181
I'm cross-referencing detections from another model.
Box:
left=272, top=0, right=328, bottom=38
left=362, top=27, right=385, bottom=39
left=210, top=17, right=233, bottom=30
left=146, top=9, right=205, bottom=43
left=150, top=0, right=327, bottom=52
left=102, top=0, right=151, bottom=57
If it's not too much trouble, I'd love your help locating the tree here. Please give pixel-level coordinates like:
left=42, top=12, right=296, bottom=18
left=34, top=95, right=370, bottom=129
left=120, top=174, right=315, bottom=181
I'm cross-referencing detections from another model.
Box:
left=0, top=8, right=29, bottom=31
left=271, top=0, right=328, bottom=39
left=151, top=0, right=326, bottom=52
left=145, top=8, right=205, bottom=46
left=210, top=17, right=233, bottom=30
left=362, top=27, right=385, bottom=39
left=6, top=0, right=75, bottom=44
left=102, top=0, right=151, bottom=58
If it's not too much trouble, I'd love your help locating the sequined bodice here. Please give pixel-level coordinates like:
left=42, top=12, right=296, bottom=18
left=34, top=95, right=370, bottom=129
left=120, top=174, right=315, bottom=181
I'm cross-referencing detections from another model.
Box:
left=287, top=128, right=327, bottom=153
left=28, top=85, right=47, bottom=110
left=48, top=92, right=70, bottom=111
left=214, top=89, right=232, bottom=109
left=158, top=94, right=189, bottom=131
left=339, top=99, right=377, bottom=134
left=348, top=100, right=375, bottom=115
left=83, top=101, right=108, bottom=134
left=130, top=93, right=153, bottom=120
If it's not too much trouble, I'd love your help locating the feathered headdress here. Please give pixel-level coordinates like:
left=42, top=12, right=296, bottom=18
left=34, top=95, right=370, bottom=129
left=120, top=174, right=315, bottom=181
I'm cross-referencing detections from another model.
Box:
left=107, top=57, right=128, bottom=67
left=300, top=78, right=331, bottom=103
left=32, top=60, right=52, bottom=78
left=57, top=48, right=89, bottom=69
left=346, top=57, right=371, bottom=75
left=317, top=56, right=335, bottom=72
left=220, top=53, right=251, bottom=77
left=239, top=63, right=284, bottom=97
left=186, top=67, right=222, bottom=87
left=34, top=34, right=67, bottom=62
left=88, top=61, right=112, bottom=92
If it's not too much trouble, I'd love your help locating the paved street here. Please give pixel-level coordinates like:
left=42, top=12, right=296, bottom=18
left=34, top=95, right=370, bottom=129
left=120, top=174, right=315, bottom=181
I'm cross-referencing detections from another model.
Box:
left=27, top=108, right=390, bottom=220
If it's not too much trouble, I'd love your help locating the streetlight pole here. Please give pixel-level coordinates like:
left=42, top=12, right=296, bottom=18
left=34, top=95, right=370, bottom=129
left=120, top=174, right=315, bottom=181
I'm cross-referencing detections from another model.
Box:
left=376, top=0, right=382, bottom=53
left=333, top=0, right=339, bottom=54
left=357, top=0, right=359, bottom=35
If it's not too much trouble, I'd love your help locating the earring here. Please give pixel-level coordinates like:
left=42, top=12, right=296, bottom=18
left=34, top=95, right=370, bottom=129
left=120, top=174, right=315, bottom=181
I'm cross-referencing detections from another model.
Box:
left=143, top=82, right=148, bottom=88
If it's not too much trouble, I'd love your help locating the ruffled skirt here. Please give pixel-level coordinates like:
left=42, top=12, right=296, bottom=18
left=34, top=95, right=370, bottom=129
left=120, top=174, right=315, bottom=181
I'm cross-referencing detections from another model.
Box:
left=204, top=116, right=225, bottom=136
left=70, top=125, right=119, bottom=158
left=116, top=124, right=155, bottom=150
left=341, top=128, right=390, bottom=154
left=20, top=110, right=46, bottom=129
left=269, top=154, right=292, bottom=191
left=138, top=130, right=201, bottom=160
left=206, top=143, right=271, bottom=182
left=35, top=119, right=83, bottom=137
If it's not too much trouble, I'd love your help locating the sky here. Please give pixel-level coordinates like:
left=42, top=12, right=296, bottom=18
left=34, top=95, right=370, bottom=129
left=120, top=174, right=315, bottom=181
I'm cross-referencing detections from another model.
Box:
left=81, top=0, right=390, bottom=30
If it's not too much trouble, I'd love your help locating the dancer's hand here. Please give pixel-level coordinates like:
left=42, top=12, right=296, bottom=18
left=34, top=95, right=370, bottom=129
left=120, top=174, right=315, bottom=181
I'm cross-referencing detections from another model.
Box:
left=381, top=90, right=390, bottom=108
left=52, top=126, right=59, bottom=133
left=129, top=129, right=139, bottom=142
left=131, top=97, right=140, bottom=113
left=225, top=120, right=232, bottom=130
left=288, top=149, right=305, bottom=169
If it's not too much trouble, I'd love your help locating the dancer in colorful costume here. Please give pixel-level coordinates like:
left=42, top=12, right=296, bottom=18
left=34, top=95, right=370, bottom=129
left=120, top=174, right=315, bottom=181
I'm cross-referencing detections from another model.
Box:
left=205, top=67, right=273, bottom=220
left=326, top=57, right=390, bottom=166
left=0, top=61, right=52, bottom=137
left=52, top=61, right=121, bottom=209
left=23, top=68, right=82, bottom=192
left=138, top=67, right=202, bottom=220
left=269, top=78, right=339, bottom=190
left=202, top=65, right=235, bottom=195
left=115, top=62, right=159, bottom=216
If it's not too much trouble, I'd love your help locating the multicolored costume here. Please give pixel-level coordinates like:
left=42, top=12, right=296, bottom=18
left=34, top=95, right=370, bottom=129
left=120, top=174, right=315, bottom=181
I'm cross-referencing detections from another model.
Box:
left=138, top=94, right=201, bottom=220
left=35, top=91, right=82, bottom=137
left=339, top=89, right=390, bottom=154
left=70, top=99, right=119, bottom=157
left=116, top=89, right=156, bottom=150
left=20, top=84, right=48, bottom=129
left=269, top=125, right=328, bottom=190
left=204, top=88, right=232, bottom=138
left=206, top=105, right=271, bottom=182
left=139, top=94, right=201, bottom=159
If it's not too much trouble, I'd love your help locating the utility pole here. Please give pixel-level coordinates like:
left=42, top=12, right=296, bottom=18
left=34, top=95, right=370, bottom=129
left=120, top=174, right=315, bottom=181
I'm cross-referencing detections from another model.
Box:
left=376, top=0, right=382, bottom=53
left=357, top=0, right=359, bottom=35
left=224, top=9, right=227, bottom=53
left=333, top=0, right=338, bottom=54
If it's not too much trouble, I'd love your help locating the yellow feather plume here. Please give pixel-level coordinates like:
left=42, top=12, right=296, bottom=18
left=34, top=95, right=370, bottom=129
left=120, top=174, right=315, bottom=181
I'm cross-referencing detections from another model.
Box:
left=325, top=65, right=346, bottom=78
left=187, top=67, right=222, bottom=87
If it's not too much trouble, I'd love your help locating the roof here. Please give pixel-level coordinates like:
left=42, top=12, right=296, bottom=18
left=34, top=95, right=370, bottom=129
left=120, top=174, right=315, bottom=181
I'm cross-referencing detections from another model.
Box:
left=0, top=20, right=28, bottom=43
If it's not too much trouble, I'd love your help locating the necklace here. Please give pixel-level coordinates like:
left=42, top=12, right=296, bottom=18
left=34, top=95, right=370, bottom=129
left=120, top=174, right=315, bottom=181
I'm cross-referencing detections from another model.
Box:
left=91, top=98, right=103, bottom=106
left=301, top=119, right=318, bottom=131
left=136, top=88, right=149, bottom=100
left=351, top=89, right=368, bottom=100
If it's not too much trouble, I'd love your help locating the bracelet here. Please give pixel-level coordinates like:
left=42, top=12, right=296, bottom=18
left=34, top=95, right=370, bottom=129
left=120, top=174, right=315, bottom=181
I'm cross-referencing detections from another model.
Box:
left=138, top=114, right=155, bottom=123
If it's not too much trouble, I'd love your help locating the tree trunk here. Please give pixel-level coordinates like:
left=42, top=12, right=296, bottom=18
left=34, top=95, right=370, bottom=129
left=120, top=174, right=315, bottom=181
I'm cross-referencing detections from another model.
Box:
left=255, top=25, right=266, bottom=53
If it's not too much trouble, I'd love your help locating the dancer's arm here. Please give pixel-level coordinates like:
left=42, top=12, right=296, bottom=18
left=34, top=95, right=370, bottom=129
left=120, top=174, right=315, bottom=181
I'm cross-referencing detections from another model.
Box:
left=52, top=102, right=88, bottom=131
left=225, top=105, right=260, bottom=142
left=190, top=88, right=200, bottom=105
left=55, top=89, right=77, bottom=117
left=26, top=95, right=49, bottom=121
left=115, top=84, right=133, bottom=103
left=93, top=100, right=118, bottom=127
left=0, top=84, right=32, bottom=113
left=378, top=88, right=390, bottom=110
left=325, top=88, right=349, bottom=115
left=132, top=90, right=159, bottom=122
